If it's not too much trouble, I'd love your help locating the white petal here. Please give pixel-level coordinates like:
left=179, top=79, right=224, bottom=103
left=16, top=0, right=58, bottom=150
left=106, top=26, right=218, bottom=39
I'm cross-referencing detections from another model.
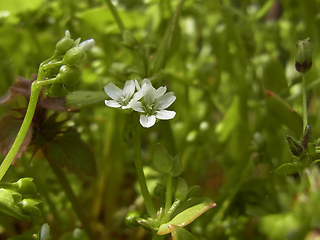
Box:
left=104, top=83, right=123, bottom=100
left=123, top=80, right=135, bottom=97
left=140, top=115, right=156, bottom=128
left=131, top=101, right=145, bottom=112
left=134, top=79, right=141, bottom=91
left=79, top=39, right=95, bottom=50
left=154, top=86, right=167, bottom=99
left=141, top=78, right=151, bottom=86
left=105, top=100, right=122, bottom=108
left=143, top=86, right=157, bottom=106
left=155, top=110, right=176, bottom=120
left=155, top=92, right=176, bottom=110
left=132, top=89, right=145, bottom=101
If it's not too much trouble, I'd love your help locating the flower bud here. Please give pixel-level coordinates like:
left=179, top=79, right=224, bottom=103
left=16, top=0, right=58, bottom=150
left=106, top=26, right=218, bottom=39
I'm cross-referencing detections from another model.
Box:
left=15, top=178, right=37, bottom=195
left=58, top=65, right=81, bottom=86
left=55, top=30, right=74, bottom=55
left=63, top=47, right=87, bottom=66
left=286, top=136, right=303, bottom=157
left=301, top=125, right=311, bottom=149
left=125, top=210, right=140, bottom=227
left=18, top=198, right=41, bottom=217
left=295, top=38, right=312, bottom=73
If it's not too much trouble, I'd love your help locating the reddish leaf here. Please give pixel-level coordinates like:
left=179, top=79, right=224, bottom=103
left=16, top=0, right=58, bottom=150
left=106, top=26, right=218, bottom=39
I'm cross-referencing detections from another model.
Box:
left=43, top=129, right=97, bottom=177
left=0, top=115, right=33, bottom=162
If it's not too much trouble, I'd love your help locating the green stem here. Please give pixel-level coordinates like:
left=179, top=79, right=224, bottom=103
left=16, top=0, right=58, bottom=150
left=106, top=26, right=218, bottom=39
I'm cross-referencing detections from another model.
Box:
left=302, top=74, right=308, bottom=130
left=163, top=175, right=173, bottom=223
left=0, top=82, right=42, bottom=181
left=47, top=157, right=96, bottom=240
left=133, top=127, right=157, bottom=218
left=105, top=0, right=125, bottom=33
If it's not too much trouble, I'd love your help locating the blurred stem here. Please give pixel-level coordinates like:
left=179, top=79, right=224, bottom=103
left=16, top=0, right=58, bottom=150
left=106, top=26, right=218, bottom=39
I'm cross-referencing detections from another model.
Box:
left=302, top=74, right=308, bottom=130
left=47, top=157, right=96, bottom=240
left=105, top=0, right=125, bottom=33
left=133, top=126, right=156, bottom=218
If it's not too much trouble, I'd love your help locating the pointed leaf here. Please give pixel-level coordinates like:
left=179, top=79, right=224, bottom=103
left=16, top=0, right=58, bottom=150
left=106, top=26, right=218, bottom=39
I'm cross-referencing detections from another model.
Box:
left=274, top=163, right=300, bottom=175
left=170, top=154, right=183, bottom=177
left=170, top=225, right=197, bottom=240
left=43, top=129, right=97, bottom=177
left=157, top=201, right=216, bottom=235
left=66, top=90, right=107, bottom=110
left=264, top=90, right=303, bottom=137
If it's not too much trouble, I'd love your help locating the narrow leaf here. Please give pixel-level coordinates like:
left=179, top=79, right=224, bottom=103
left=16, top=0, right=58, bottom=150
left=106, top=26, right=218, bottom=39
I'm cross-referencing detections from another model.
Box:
left=157, top=201, right=216, bottom=235
left=274, top=163, right=300, bottom=175
left=264, top=90, right=303, bottom=137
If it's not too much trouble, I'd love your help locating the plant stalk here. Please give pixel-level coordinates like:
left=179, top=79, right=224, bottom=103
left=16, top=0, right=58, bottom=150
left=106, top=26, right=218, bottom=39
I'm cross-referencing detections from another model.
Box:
left=0, top=83, right=42, bottom=181
left=302, top=75, right=308, bottom=130
left=133, top=127, right=157, bottom=218
left=105, top=0, right=125, bottom=33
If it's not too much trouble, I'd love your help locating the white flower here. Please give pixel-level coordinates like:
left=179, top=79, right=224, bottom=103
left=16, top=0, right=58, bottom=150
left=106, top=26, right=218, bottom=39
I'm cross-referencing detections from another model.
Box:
left=104, top=80, right=136, bottom=109
left=130, top=79, right=176, bottom=128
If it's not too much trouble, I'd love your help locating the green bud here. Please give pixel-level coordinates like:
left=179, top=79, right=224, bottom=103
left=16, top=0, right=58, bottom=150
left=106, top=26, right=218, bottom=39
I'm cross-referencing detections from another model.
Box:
left=295, top=38, right=312, bottom=73
left=125, top=211, right=141, bottom=227
left=15, top=178, right=37, bottom=195
left=286, top=136, right=303, bottom=157
left=18, top=198, right=41, bottom=217
left=58, top=65, right=81, bottom=86
left=49, top=83, right=66, bottom=97
left=39, top=223, right=52, bottom=240
left=63, top=47, right=86, bottom=66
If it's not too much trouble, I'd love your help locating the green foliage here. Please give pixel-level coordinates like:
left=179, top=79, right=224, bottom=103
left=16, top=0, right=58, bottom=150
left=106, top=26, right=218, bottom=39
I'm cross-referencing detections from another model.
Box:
left=2, top=0, right=320, bottom=239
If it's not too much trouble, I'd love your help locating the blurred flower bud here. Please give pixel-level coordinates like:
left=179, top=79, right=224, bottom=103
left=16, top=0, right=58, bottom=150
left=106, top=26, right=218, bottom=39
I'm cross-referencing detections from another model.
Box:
left=125, top=210, right=141, bottom=227
left=295, top=38, right=312, bottom=73
left=301, top=125, right=311, bottom=149
left=18, top=198, right=41, bottom=217
left=63, top=47, right=87, bottom=66
left=286, top=136, right=303, bottom=157
left=15, top=178, right=37, bottom=195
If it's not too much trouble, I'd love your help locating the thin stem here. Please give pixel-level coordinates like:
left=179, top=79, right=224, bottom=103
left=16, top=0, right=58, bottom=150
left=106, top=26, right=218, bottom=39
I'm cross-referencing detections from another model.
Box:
left=0, top=83, right=42, bottom=181
left=163, top=175, right=173, bottom=223
left=47, top=157, right=96, bottom=240
left=302, top=74, right=308, bottom=130
left=133, top=126, right=157, bottom=218
left=105, top=0, right=125, bottom=33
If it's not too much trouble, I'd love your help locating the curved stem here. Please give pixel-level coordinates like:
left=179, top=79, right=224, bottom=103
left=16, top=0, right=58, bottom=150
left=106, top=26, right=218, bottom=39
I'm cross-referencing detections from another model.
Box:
left=133, top=126, right=156, bottom=218
left=0, top=82, right=42, bottom=181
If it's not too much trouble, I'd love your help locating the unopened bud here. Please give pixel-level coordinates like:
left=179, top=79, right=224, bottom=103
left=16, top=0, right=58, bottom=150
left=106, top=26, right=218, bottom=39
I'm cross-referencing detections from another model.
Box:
left=18, top=198, right=41, bottom=217
left=295, top=38, right=312, bottom=73
left=55, top=30, right=74, bottom=55
left=301, top=125, right=311, bottom=149
left=63, top=47, right=87, bottom=66
left=15, top=178, right=37, bottom=195
left=125, top=211, right=140, bottom=227
left=286, top=136, right=303, bottom=157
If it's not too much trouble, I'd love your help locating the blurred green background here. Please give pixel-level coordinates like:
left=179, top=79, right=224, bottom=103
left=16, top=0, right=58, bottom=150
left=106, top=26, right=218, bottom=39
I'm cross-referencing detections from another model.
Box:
left=1, top=0, right=320, bottom=239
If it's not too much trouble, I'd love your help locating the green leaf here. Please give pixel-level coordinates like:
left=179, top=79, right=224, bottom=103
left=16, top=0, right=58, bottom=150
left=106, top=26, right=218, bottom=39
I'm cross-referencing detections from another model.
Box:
left=170, top=154, right=183, bottom=177
left=152, top=144, right=173, bottom=175
left=66, top=90, right=107, bottom=110
left=175, top=177, right=188, bottom=200
left=170, top=225, right=197, bottom=240
left=0, top=0, right=42, bottom=15
left=262, top=59, right=288, bottom=93
left=264, top=90, right=303, bottom=137
left=274, top=163, right=300, bottom=175
left=157, top=201, right=216, bottom=235
left=43, top=129, right=97, bottom=177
